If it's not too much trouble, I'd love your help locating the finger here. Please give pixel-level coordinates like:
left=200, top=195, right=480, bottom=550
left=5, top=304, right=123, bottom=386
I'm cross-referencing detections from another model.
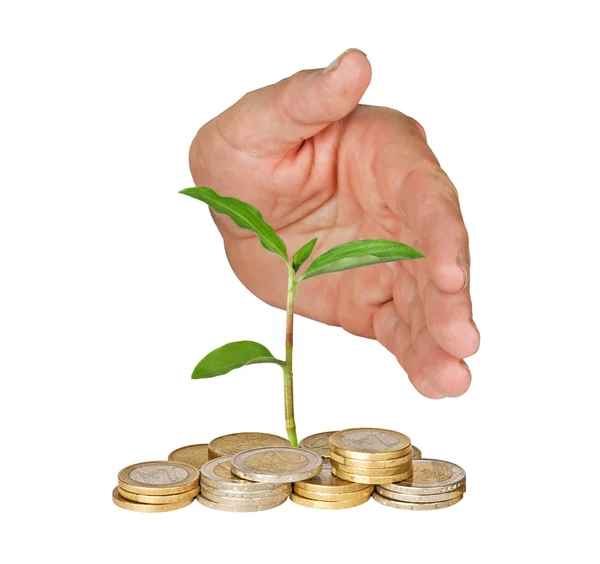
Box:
left=373, top=300, right=445, bottom=399
left=410, top=297, right=472, bottom=397
left=398, top=166, right=469, bottom=293
left=216, top=49, right=371, bottom=158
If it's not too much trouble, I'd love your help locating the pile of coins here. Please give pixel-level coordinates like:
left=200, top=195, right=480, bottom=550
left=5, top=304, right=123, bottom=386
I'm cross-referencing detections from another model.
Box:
left=329, top=428, right=415, bottom=484
left=112, top=461, right=200, bottom=513
left=373, top=459, right=467, bottom=511
left=113, top=428, right=467, bottom=513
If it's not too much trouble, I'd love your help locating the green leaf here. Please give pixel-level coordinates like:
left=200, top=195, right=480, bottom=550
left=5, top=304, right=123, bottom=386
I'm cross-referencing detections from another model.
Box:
left=292, top=238, right=318, bottom=273
left=180, top=187, right=288, bottom=262
left=298, top=239, right=425, bottom=281
left=191, top=340, right=286, bottom=379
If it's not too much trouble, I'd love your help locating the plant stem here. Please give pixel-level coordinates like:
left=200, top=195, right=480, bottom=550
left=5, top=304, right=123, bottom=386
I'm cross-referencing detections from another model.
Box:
left=284, top=265, right=298, bottom=447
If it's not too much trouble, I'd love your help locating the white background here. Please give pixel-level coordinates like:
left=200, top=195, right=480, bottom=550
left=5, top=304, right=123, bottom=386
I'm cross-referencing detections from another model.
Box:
left=1, top=1, right=598, bottom=562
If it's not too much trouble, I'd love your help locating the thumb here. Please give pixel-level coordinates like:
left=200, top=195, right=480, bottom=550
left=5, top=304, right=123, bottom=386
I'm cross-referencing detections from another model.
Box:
left=216, top=48, right=371, bottom=157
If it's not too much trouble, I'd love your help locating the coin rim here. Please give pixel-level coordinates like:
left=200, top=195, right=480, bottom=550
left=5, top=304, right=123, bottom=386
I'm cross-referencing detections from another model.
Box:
left=112, top=487, right=194, bottom=512
left=196, top=493, right=286, bottom=512
left=330, top=450, right=413, bottom=469
left=289, top=490, right=371, bottom=510
left=118, top=461, right=200, bottom=495
left=330, top=460, right=413, bottom=476
left=231, top=447, right=323, bottom=483
left=331, top=465, right=413, bottom=484
left=375, top=485, right=465, bottom=503
left=293, top=484, right=373, bottom=502
left=201, top=482, right=291, bottom=500
left=378, top=459, right=466, bottom=495
left=372, top=490, right=464, bottom=510
left=117, top=485, right=200, bottom=504
left=201, top=487, right=290, bottom=506
left=329, top=428, right=412, bottom=460
left=208, top=432, right=291, bottom=459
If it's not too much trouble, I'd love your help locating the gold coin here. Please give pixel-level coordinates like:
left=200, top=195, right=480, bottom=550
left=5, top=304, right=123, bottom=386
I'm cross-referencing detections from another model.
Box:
left=117, top=485, right=200, bottom=504
left=331, top=459, right=412, bottom=476
left=196, top=493, right=286, bottom=512
left=294, top=460, right=370, bottom=494
left=112, top=487, right=194, bottom=512
left=208, top=432, right=290, bottom=459
left=330, top=450, right=413, bottom=469
left=380, top=459, right=466, bottom=495
left=329, top=428, right=411, bottom=460
left=375, top=485, right=465, bottom=503
left=412, top=445, right=422, bottom=459
left=372, top=491, right=464, bottom=510
left=299, top=431, right=336, bottom=458
left=293, top=484, right=373, bottom=502
left=168, top=444, right=209, bottom=470
left=118, top=461, right=199, bottom=495
left=331, top=465, right=413, bottom=484
left=290, top=490, right=371, bottom=510
left=231, top=447, right=322, bottom=483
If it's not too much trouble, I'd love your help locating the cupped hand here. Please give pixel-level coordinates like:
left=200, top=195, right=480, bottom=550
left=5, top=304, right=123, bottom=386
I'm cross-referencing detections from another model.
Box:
left=188, top=49, right=480, bottom=398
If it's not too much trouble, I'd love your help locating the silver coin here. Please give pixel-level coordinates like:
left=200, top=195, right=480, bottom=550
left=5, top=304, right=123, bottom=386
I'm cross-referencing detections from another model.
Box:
left=196, top=493, right=287, bottom=512
left=375, top=485, right=465, bottom=503
left=299, top=431, right=337, bottom=458
left=200, top=482, right=291, bottom=500
left=231, top=447, right=322, bottom=483
left=412, top=445, right=422, bottom=459
left=201, top=487, right=290, bottom=506
left=379, top=459, right=466, bottom=495
left=372, top=491, right=464, bottom=510
left=200, top=456, right=282, bottom=492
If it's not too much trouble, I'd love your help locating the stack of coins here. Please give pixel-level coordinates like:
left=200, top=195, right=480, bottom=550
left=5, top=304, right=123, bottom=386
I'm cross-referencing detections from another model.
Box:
left=113, top=461, right=199, bottom=512
left=329, top=428, right=414, bottom=485
left=207, top=432, right=290, bottom=459
left=197, top=456, right=292, bottom=512
left=373, top=459, right=466, bottom=510
left=168, top=443, right=209, bottom=470
left=292, top=459, right=373, bottom=509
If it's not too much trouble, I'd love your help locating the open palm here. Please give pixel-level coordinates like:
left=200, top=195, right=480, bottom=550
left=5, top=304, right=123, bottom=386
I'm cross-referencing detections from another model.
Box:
left=189, top=49, right=479, bottom=398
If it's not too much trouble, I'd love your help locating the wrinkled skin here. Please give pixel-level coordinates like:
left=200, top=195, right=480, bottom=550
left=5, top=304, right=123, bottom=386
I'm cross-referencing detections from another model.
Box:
left=189, top=49, right=480, bottom=398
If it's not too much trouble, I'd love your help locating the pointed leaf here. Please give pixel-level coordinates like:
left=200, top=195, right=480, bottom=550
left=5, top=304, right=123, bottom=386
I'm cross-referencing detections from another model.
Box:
left=292, top=238, right=318, bottom=273
left=180, top=187, right=288, bottom=262
left=298, top=239, right=425, bottom=281
left=191, top=340, right=286, bottom=379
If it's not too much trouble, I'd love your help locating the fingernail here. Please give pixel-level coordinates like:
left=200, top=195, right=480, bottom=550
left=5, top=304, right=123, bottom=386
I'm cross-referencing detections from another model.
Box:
left=460, top=359, right=471, bottom=374
left=322, top=48, right=367, bottom=74
left=457, top=254, right=468, bottom=290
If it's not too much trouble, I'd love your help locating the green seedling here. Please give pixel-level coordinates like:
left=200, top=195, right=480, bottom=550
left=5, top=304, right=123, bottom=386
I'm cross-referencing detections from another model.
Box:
left=180, top=187, right=425, bottom=446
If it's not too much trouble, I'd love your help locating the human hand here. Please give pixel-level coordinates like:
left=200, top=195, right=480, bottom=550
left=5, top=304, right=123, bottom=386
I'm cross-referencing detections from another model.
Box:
left=189, top=49, right=480, bottom=398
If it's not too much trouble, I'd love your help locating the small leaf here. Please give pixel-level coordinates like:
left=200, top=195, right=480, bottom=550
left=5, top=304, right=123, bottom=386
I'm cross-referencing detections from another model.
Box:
left=292, top=238, right=318, bottom=273
left=180, top=187, right=288, bottom=262
left=298, top=239, right=425, bottom=281
left=192, top=340, right=286, bottom=379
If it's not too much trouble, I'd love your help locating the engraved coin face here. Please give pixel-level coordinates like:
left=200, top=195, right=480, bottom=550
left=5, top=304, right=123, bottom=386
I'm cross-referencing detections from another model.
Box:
left=299, top=431, right=336, bottom=458
left=329, top=428, right=411, bottom=460
left=380, top=459, right=466, bottom=495
left=231, top=447, right=322, bottom=483
left=208, top=432, right=290, bottom=458
left=168, top=444, right=209, bottom=470
left=245, top=450, right=309, bottom=473
left=118, top=461, right=199, bottom=495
